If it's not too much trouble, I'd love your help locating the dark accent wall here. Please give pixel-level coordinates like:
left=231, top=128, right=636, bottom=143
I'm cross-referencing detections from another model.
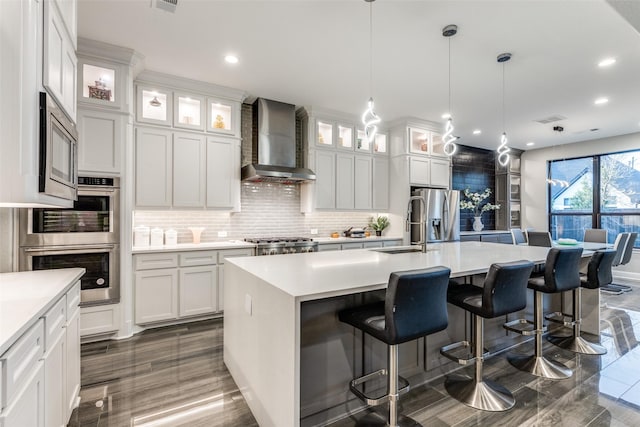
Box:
left=452, top=144, right=497, bottom=231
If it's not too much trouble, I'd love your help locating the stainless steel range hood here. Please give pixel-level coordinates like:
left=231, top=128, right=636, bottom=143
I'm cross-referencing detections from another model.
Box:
left=241, top=98, right=316, bottom=183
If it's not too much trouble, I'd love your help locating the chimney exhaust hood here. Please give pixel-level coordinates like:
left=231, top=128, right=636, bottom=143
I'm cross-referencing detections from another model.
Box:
left=241, top=98, right=316, bottom=183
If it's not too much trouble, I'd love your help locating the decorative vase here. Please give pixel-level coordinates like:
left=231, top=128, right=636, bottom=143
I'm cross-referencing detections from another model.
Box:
left=473, top=216, right=484, bottom=232
left=375, top=230, right=382, bottom=237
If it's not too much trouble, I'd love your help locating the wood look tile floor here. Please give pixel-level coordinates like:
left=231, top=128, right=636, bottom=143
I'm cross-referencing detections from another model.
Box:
left=69, top=281, right=640, bottom=427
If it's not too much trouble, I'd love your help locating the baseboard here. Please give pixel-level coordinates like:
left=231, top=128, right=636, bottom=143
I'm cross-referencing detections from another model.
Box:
left=613, top=272, right=640, bottom=283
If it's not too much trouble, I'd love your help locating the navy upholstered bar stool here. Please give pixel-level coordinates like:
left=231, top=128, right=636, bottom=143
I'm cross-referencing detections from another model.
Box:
left=547, top=249, right=616, bottom=354
left=338, top=266, right=451, bottom=427
left=440, top=260, right=534, bottom=411
left=505, top=247, right=583, bottom=379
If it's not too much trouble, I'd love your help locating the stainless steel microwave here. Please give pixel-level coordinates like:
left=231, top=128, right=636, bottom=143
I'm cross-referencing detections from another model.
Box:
left=39, top=91, right=78, bottom=201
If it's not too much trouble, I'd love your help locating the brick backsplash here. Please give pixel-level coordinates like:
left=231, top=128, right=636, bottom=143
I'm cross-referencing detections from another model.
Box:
left=134, top=182, right=378, bottom=244
left=452, top=144, right=497, bottom=231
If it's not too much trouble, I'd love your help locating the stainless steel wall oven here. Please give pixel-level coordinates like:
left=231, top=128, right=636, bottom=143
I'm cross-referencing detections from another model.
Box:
left=20, top=177, right=120, bottom=306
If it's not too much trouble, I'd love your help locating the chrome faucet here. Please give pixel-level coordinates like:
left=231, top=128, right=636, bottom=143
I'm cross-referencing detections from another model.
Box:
left=406, top=195, right=427, bottom=253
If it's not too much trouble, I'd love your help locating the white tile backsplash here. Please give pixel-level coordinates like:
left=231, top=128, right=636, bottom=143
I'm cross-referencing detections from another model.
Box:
left=134, top=182, right=382, bottom=244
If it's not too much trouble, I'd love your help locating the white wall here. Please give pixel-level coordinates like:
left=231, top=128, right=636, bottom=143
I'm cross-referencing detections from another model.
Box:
left=521, top=131, right=640, bottom=281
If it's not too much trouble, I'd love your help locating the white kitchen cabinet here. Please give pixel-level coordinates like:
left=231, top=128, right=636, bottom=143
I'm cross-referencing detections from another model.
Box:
left=315, top=120, right=335, bottom=148
left=79, top=304, right=120, bottom=337
left=383, top=239, right=403, bottom=247
left=341, top=242, right=364, bottom=250
left=409, top=156, right=430, bottom=186
left=336, top=154, right=354, bottom=210
left=43, top=0, right=77, bottom=122
left=77, top=109, right=123, bottom=174
left=314, top=150, right=336, bottom=210
left=135, top=127, right=173, bottom=208
left=217, top=249, right=254, bottom=312
left=354, top=156, right=372, bottom=210
left=206, top=96, right=240, bottom=137
left=43, top=329, right=65, bottom=427
left=373, top=133, right=388, bottom=155
left=52, top=0, right=77, bottom=47
left=355, top=129, right=372, bottom=153
left=0, top=363, right=45, bottom=427
left=135, top=269, right=179, bottom=324
left=206, top=137, right=238, bottom=209
left=430, top=158, right=451, bottom=188
left=362, top=241, right=383, bottom=249
left=64, top=307, right=80, bottom=418
left=179, top=266, right=218, bottom=317
left=373, top=157, right=389, bottom=210
left=317, top=243, right=342, bottom=252
left=173, top=133, right=206, bottom=207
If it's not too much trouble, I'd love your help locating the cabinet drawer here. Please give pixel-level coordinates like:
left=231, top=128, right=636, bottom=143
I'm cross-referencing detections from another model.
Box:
left=80, top=304, right=120, bottom=337
left=66, top=281, right=81, bottom=319
left=179, top=251, right=218, bottom=267
left=43, top=296, right=66, bottom=352
left=218, top=248, right=254, bottom=264
left=383, top=240, right=403, bottom=247
left=318, top=243, right=342, bottom=252
left=134, top=253, right=178, bottom=270
left=1, top=319, right=44, bottom=409
left=362, top=241, right=383, bottom=249
left=341, top=242, right=363, bottom=250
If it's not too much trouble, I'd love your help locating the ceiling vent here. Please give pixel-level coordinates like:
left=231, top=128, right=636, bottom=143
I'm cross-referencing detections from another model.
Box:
left=534, top=115, right=567, bottom=124
left=153, top=0, right=177, bottom=13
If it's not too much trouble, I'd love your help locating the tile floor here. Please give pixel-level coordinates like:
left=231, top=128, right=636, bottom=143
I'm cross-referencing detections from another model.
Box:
left=69, top=281, right=640, bottom=427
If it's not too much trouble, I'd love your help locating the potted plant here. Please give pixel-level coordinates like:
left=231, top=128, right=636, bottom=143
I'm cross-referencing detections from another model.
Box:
left=368, top=215, right=390, bottom=236
left=460, top=188, right=500, bottom=231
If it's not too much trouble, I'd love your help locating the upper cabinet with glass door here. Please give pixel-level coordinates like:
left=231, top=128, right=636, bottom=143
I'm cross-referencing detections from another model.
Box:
left=337, top=124, right=354, bottom=150
left=174, top=92, right=205, bottom=131
left=373, top=132, right=388, bottom=155
left=408, top=127, right=447, bottom=157
left=356, top=129, right=372, bottom=153
left=207, top=97, right=240, bottom=136
left=137, top=85, right=172, bottom=126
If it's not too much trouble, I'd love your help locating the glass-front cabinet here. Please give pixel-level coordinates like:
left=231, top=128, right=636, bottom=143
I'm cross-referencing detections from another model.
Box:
left=137, top=85, right=172, bottom=126
left=356, top=129, right=371, bottom=152
left=316, top=120, right=334, bottom=147
left=409, top=127, right=445, bottom=157
left=174, top=92, right=205, bottom=131
left=206, top=97, right=235, bottom=135
left=430, top=132, right=446, bottom=157
left=374, top=133, right=387, bottom=155
left=81, top=63, right=115, bottom=104
left=337, top=124, right=353, bottom=150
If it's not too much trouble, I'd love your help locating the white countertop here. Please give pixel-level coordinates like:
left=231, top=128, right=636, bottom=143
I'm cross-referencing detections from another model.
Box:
left=132, top=240, right=256, bottom=254
left=0, top=268, right=85, bottom=355
left=227, top=241, right=552, bottom=302
left=314, top=236, right=403, bottom=244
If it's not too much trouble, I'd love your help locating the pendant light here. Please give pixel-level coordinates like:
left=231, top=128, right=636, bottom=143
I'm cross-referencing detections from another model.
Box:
left=442, top=24, right=458, bottom=156
left=497, top=52, right=512, bottom=167
left=361, top=0, right=380, bottom=144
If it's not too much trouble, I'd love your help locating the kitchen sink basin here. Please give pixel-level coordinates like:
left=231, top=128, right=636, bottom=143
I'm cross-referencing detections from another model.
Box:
left=371, top=246, right=425, bottom=254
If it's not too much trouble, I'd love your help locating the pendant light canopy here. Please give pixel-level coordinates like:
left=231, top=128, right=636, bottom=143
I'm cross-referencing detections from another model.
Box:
left=442, top=24, right=458, bottom=157
left=497, top=52, right=512, bottom=167
left=362, top=0, right=380, bottom=143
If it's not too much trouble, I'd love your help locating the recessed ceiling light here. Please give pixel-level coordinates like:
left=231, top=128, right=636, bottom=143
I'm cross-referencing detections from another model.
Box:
left=472, top=129, right=481, bottom=135
left=598, top=58, right=616, bottom=67
left=594, top=97, right=608, bottom=105
left=441, top=113, right=451, bottom=119
left=225, top=55, right=239, bottom=64
left=526, top=141, right=535, bottom=146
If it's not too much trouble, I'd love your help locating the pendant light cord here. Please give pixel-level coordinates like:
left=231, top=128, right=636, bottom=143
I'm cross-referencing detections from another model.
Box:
left=448, top=37, right=451, bottom=114
left=369, top=1, right=373, bottom=97
left=502, top=62, right=506, bottom=132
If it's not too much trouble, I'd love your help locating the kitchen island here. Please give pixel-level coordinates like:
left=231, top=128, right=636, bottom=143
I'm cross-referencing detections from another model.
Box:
left=223, top=242, right=595, bottom=427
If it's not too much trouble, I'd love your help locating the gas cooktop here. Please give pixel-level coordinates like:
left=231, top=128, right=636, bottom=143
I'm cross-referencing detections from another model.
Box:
left=244, top=237, right=314, bottom=244
left=244, top=237, right=318, bottom=255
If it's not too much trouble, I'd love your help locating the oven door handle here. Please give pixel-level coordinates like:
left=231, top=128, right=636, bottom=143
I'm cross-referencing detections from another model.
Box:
left=23, top=244, right=116, bottom=253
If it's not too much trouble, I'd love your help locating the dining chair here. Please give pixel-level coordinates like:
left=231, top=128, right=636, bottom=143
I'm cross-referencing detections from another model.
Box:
left=584, top=228, right=607, bottom=243
left=511, top=228, right=527, bottom=245
left=527, top=231, right=552, bottom=247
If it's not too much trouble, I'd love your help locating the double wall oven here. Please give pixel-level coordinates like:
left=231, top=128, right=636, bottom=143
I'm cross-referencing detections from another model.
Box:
left=20, top=177, right=120, bottom=306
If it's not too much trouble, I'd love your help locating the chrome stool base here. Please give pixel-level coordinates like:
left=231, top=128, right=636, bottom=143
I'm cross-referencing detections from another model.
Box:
left=507, top=354, right=572, bottom=379
left=352, top=411, right=421, bottom=427
left=547, top=334, right=606, bottom=355
left=444, top=375, right=515, bottom=412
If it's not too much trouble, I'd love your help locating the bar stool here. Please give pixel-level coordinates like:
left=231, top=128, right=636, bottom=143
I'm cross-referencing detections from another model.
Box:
left=505, top=247, right=583, bottom=379
left=338, top=267, right=451, bottom=427
left=547, top=249, right=616, bottom=354
left=440, top=260, right=534, bottom=411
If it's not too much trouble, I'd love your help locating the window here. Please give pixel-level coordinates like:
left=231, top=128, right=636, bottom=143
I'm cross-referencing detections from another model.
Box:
left=548, top=149, right=640, bottom=247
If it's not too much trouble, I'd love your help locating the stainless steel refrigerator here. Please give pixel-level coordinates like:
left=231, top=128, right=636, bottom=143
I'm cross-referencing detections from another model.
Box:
left=410, top=188, right=460, bottom=243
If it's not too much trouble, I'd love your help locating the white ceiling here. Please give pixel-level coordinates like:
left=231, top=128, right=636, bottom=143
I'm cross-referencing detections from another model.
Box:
left=77, top=0, right=640, bottom=151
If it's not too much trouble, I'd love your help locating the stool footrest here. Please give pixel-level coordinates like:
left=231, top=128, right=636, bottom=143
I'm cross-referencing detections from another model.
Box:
left=503, top=318, right=546, bottom=336
left=545, top=311, right=576, bottom=327
left=349, top=369, right=410, bottom=406
left=440, top=341, right=489, bottom=365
